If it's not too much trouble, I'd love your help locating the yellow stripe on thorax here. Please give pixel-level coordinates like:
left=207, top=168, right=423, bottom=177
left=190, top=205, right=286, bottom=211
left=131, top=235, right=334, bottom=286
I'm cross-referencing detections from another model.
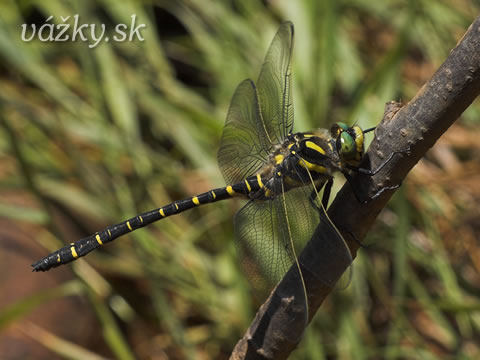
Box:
left=305, top=141, right=326, bottom=155
left=298, top=158, right=327, bottom=174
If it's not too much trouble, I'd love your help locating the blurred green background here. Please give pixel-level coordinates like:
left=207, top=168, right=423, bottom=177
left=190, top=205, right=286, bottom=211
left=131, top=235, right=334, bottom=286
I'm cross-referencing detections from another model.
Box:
left=1, top=1, right=479, bottom=359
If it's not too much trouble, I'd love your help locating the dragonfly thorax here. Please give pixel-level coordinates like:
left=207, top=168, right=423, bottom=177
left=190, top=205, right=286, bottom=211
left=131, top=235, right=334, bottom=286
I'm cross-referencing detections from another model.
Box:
left=252, top=123, right=367, bottom=199
left=290, top=122, right=367, bottom=175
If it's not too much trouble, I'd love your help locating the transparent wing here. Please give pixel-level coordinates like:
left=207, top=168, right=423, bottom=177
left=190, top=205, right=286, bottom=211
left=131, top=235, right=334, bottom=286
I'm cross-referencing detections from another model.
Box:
left=234, top=186, right=318, bottom=290
left=301, top=208, right=354, bottom=289
left=234, top=185, right=319, bottom=340
left=234, top=174, right=353, bottom=339
left=217, top=79, right=271, bottom=185
left=218, top=22, right=295, bottom=184
left=234, top=198, right=289, bottom=296
left=290, top=164, right=353, bottom=289
left=234, top=178, right=352, bottom=297
left=256, top=21, right=295, bottom=144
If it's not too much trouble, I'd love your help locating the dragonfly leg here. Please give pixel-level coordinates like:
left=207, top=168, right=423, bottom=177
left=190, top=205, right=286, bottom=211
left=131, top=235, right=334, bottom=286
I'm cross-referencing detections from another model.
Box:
left=369, top=181, right=403, bottom=201
left=344, top=172, right=403, bottom=204
left=345, top=147, right=411, bottom=203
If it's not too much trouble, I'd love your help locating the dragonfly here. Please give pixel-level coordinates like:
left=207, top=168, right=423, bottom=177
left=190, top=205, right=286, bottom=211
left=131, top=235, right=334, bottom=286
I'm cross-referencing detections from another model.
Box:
left=32, top=22, right=379, bottom=334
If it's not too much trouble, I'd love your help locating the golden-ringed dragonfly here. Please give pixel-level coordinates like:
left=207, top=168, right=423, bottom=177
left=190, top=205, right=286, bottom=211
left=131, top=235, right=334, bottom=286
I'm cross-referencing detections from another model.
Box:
left=32, top=22, right=379, bottom=335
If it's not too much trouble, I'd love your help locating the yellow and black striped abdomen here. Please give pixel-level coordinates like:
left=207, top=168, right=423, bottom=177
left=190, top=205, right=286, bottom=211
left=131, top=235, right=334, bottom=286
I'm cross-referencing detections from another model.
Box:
left=32, top=175, right=265, bottom=272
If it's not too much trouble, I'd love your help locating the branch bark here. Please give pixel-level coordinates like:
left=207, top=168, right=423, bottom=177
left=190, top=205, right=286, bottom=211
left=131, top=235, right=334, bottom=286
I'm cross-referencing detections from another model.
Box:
left=231, top=15, right=480, bottom=360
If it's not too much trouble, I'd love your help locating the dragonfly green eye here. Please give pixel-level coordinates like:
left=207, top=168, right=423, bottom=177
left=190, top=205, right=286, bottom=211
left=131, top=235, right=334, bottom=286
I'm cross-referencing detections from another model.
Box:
left=338, top=131, right=357, bottom=160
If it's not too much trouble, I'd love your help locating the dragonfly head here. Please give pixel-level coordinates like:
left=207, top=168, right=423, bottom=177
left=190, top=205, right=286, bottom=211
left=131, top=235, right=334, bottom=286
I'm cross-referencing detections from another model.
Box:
left=331, top=122, right=367, bottom=165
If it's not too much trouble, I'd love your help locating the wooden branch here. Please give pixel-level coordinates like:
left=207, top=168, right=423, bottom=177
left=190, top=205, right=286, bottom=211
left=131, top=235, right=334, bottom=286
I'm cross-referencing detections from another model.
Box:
left=231, top=15, right=480, bottom=360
